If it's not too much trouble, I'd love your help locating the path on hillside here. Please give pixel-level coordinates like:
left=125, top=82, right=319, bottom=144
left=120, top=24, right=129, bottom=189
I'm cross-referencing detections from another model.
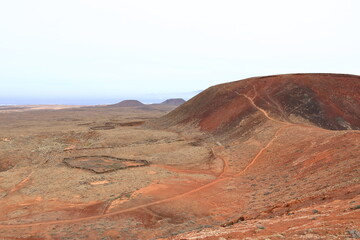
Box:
left=231, top=86, right=288, bottom=125
left=0, top=84, right=338, bottom=230
left=222, top=86, right=338, bottom=134
left=0, top=85, right=335, bottom=229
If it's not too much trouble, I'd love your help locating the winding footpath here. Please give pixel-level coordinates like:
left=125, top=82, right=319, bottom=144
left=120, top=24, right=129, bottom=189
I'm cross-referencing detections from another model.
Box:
left=0, top=86, right=295, bottom=229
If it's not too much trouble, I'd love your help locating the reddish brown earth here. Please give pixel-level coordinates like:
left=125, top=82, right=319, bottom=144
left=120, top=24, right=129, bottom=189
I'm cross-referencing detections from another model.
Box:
left=158, top=73, right=360, bottom=132
left=0, top=73, right=359, bottom=239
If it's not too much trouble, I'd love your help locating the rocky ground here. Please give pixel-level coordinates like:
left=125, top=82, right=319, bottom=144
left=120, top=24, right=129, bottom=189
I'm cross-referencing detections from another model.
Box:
left=0, top=74, right=359, bottom=239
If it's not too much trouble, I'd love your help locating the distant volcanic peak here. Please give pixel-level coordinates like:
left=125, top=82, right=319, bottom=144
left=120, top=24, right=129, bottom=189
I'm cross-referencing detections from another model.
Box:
left=161, top=98, right=186, bottom=105
left=157, top=73, right=360, bottom=132
left=113, top=100, right=144, bottom=107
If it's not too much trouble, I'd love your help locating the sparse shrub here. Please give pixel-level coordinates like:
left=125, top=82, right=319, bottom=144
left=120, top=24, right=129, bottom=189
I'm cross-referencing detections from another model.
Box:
left=257, top=224, right=265, bottom=229
left=350, top=205, right=360, bottom=210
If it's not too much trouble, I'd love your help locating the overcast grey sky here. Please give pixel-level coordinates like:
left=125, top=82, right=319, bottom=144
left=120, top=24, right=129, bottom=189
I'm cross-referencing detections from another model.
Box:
left=0, top=0, right=359, bottom=104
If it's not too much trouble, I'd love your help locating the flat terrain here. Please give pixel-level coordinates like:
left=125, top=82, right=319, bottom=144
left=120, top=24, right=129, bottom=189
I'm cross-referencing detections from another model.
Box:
left=0, top=104, right=215, bottom=239
left=0, top=74, right=359, bottom=239
left=0, top=105, right=84, bottom=113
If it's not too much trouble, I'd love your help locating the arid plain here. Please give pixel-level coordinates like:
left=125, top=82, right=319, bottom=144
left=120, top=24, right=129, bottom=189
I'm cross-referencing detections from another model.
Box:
left=0, top=74, right=359, bottom=240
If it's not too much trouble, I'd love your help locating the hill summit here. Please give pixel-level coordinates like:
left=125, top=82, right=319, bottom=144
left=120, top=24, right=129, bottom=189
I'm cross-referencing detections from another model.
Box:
left=160, top=98, right=186, bottom=106
left=112, top=100, right=144, bottom=107
left=157, top=73, right=360, bottom=133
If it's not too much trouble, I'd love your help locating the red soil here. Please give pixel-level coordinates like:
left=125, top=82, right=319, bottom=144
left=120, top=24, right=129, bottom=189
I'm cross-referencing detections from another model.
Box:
left=158, top=73, right=360, bottom=132
left=0, top=73, right=359, bottom=239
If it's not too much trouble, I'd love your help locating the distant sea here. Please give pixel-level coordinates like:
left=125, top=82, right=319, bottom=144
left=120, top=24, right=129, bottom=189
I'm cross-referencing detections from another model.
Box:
left=0, top=99, right=161, bottom=106
left=0, top=91, right=201, bottom=106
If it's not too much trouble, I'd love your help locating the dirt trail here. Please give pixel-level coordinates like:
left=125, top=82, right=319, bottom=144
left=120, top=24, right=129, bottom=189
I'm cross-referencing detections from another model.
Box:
left=211, top=146, right=229, bottom=177
left=0, top=88, right=297, bottom=230
left=2, top=171, right=33, bottom=198
left=0, top=157, right=229, bottom=228
left=0, top=125, right=286, bottom=229
left=0, top=86, right=344, bottom=231
left=223, top=86, right=339, bottom=134
left=221, top=85, right=287, bottom=125
left=101, top=199, right=113, bottom=215
left=235, top=90, right=286, bottom=125
left=151, top=144, right=228, bottom=178
left=235, top=125, right=289, bottom=177
left=152, top=164, right=216, bottom=176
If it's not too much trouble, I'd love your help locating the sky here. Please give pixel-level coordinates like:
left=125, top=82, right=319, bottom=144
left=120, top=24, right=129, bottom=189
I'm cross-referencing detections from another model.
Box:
left=0, top=0, right=359, bottom=105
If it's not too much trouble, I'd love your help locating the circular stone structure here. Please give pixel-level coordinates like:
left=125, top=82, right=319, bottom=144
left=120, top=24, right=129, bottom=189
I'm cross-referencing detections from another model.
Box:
left=90, top=126, right=115, bottom=130
left=63, top=155, right=149, bottom=173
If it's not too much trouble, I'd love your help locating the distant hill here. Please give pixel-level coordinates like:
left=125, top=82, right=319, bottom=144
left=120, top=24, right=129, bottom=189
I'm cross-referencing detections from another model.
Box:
left=160, top=98, right=186, bottom=106
left=112, top=100, right=144, bottom=107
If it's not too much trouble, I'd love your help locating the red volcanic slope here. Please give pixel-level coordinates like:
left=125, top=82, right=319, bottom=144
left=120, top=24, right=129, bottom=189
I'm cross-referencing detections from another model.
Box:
left=0, top=73, right=358, bottom=240
left=158, top=73, right=360, bottom=239
left=158, top=73, right=360, bottom=132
